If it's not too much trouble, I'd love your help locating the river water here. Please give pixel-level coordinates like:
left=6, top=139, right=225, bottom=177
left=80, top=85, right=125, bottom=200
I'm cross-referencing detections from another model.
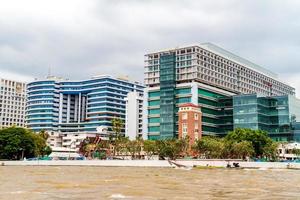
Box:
left=0, top=166, right=299, bottom=199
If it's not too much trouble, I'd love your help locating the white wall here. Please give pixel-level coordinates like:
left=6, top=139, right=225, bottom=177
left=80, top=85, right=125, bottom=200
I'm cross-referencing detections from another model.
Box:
left=125, top=91, right=144, bottom=140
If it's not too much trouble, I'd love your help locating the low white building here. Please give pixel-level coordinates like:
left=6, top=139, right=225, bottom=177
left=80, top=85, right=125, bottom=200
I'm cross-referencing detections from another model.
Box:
left=47, top=131, right=99, bottom=152
left=48, top=147, right=81, bottom=159
left=278, top=143, right=300, bottom=160
left=125, top=91, right=145, bottom=140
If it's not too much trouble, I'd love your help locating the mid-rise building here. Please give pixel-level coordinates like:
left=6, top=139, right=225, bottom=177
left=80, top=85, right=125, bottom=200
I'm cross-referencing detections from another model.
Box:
left=125, top=91, right=145, bottom=140
left=144, top=43, right=297, bottom=141
left=26, top=75, right=144, bottom=137
left=278, top=142, right=300, bottom=160
left=47, top=131, right=97, bottom=150
left=0, top=78, right=26, bottom=128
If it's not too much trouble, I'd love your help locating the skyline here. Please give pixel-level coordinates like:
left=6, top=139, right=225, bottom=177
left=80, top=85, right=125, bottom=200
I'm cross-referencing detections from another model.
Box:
left=0, top=0, right=300, bottom=96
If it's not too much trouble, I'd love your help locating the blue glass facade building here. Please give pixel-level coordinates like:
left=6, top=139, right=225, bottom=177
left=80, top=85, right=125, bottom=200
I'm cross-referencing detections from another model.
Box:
left=233, top=94, right=300, bottom=142
left=26, top=75, right=144, bottom=133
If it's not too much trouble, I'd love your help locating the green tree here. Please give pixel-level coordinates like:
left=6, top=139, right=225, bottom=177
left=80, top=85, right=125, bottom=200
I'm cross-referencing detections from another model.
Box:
left=124, top=138, right=143, bottom=159
left=43, top=146, right=52, bottom=156
left=292, top=148, right=300, bottom=157
left=231, top=141, right=255, bottom=159
left=111, top=118, right=124, bottom=156
left=262, top=142, right=279, bottom=161
left=31, top=133, right=50, bottom=157
left=156, top=139, right=185, bottom=160
left=0, top=127, right=35, bottom=159
left=178, top=136, right=190, bottom=157
left=193, top=136, right=224, bottom=159
left=95, top=140, right=111, bottom=159
left=38, top=129, right=49, bottom=141
left=225, top=128, right=274, bottom=158
left=111, top=118, right=123, bottom=139
left=143, top=140, right=157, bottom=159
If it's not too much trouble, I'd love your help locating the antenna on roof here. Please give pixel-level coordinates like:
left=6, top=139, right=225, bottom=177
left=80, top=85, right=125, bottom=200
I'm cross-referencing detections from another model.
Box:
left=47, top=66, right=52, bottom=78
left=48, top=66, right=51, bottom=76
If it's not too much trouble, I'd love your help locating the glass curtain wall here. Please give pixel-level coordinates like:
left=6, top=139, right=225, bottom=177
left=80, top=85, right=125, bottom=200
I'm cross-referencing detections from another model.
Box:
left=159, top=53, right=176, bottom=139
left=233, top=94, right=259, bottom=130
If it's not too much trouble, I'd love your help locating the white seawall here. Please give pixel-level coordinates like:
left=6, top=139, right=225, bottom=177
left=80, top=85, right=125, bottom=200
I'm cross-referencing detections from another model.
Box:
left=1, top=160, right=300, bottom=169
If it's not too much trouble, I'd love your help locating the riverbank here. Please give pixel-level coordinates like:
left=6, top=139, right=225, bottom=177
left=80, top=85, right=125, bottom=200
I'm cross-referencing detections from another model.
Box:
left=2, top=159, right=300, bottom=169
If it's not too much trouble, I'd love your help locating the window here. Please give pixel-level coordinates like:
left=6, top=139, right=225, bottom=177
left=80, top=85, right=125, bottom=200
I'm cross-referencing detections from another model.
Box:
left=182, top=123, right=187, bottom=137
left=182, top=113, right=187, bottom=120
left=194, top=113, right=198, bottom=120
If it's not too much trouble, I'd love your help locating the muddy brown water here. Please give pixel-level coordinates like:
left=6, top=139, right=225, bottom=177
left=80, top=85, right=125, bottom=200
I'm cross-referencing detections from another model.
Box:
left=0, top=166, right=299, bottom=199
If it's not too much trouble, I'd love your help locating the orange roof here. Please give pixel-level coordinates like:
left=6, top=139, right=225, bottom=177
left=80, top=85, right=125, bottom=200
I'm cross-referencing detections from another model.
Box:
left=179, top=103, right=200, bottom=108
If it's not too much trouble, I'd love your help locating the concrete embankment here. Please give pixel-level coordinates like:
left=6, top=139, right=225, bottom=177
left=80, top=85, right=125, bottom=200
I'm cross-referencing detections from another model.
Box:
left=1, top=160, right=300, bottom=169
left=1, top=160, right=172, bottom=167
left=175, top=160, right=300, bottom=169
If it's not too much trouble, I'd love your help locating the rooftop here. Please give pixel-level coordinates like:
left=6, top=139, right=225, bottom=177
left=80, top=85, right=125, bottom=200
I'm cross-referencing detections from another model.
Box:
left=200, top=43, right=278, bottom=79
left=32, top=75, right=144, bottom=86
left=179, top=103, right=200, bottom=108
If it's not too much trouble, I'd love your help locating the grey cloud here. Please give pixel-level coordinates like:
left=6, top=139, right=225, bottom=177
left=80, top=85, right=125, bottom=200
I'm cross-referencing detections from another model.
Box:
left=0, top=0, right=299, bottom=94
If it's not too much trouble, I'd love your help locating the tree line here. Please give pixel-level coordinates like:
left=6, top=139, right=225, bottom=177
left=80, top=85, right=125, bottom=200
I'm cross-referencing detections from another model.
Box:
left=81, top=127, right=280, bottom=161
left=0, top=123, right=280, bottom=161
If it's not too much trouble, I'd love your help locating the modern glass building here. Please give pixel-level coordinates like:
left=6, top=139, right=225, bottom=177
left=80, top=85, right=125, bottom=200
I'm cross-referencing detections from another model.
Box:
left=144, top=43, right=298, bottom=141
left=26, top=75, right=144, bottom=134
left=233, top=94, right=300, bottom=142
left=145, top=80, right=235, bottom=140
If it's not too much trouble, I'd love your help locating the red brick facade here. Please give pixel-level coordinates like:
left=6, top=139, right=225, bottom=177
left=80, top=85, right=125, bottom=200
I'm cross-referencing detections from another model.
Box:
left=178, top=103, right=202, bottom=148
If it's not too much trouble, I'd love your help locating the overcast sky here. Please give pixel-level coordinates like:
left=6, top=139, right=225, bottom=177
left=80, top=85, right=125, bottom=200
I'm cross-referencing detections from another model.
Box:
left=0, top=0, right=300, bottom=96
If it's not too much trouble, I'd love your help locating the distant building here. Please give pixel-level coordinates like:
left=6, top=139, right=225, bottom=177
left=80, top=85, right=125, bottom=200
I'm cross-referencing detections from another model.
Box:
left=125, top=91, right=145, bottom=140
left=47, top=131, right=97, bottom=151
left=144, top=43, right=297, bottom=141
left=278, top=142, right=300, bottom=160
left=0, top=78, right=26, bottom=128
left=26, top=75, right=144, bottom=138
left=178, top=103, right=202, bottom=146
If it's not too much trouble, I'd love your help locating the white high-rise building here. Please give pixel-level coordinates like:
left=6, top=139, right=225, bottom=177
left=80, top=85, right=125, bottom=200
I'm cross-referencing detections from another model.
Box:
left=0, top=78, right=26, bottom=128
left=125, top=91, right=145, bottom=140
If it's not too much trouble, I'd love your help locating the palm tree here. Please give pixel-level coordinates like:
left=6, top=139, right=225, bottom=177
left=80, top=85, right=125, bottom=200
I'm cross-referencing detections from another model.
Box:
left=38, top=129, right=49, bottom=140
left=111, top=117, right=124, bottom=156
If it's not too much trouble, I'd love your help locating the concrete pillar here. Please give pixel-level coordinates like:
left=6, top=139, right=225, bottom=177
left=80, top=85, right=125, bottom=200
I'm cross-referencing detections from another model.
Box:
left=74, top=95, right=78, bottom=122
left=78, top=93, right=81, bottom=123
left=142, top=88, right=148, bottom=140
left=66, top=94, right=71, bottom=123
left=81, top=95, right=86, bottom=121
left=58, top=93, right=63, bottom=124
left=191, top=81, right=198, bottom=105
